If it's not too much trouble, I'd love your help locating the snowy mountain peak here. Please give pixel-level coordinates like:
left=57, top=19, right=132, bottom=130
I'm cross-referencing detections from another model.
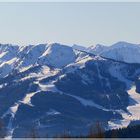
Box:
left=102, top=42, right=140, bottom=63
left=0, top=43, right=19, bottom=52
left=88, top=41, right=140, bottom=64
left=88, top=44, right=109, bottom=55
left=111, top=41, right=140, bottom=49
left=72, top=44, right=87, bottom=51
left=38, top=43, right=76, bottom=68
left=2, top=41, right=140, bottom=137
left=1, top=41, right=140, bottom=79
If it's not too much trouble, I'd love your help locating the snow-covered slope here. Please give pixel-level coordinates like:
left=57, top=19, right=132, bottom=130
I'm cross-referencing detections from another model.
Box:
left=1, top=41, right=140, bottom=137
left=38, top=43, right=76, bottom=68
left=72, top=44, right=87, bottom=51
left=0, top=43, right=78, bottom=77
left=88, top=44, right=109, bottom=55
left=89, top=41, right=140, bottom=64
left=18, top=44, right=47, bottom=69
left=0, top=44, right=19, bottom=63
left=0, top=44, right=20, bottom=77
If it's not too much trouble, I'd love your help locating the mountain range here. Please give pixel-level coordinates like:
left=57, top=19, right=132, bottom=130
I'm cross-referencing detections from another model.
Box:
left=0, top=41, right=140, bottom=138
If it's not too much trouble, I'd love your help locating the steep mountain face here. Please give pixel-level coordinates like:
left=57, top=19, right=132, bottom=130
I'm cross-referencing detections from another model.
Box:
left=89, top=42, right=140, bottom=64
left=0, top=42, right=140, bottom=138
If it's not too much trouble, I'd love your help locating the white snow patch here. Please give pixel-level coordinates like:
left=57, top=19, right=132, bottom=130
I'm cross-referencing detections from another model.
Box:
left=0, top=63, right=13, bottom=78
left=19, top=73, right=37, bottom=81
left=5, top=57, right=17, bottom=65
left=75, top=55, right=93, bottom=68
left=108, top=119, right=130, bottom=130
left=39, top=66, right=60, bottom=80
left=19, top=65, right=32, bottom=72
left=58, top=74, right=66, bottom=80
left=38, top=82, right=61, bottom=93
left=46, top=109, right=61, bottom=116
left=0, top=83, right=8, bottom=88
left=127, top=86, right=140, bottom=120
left=2, top=103, right=19, bottom=119
left=0, top=52, right=7, bottom=60
left=64, top=55, right=93, bottom=73
left=20, top=92, right=37, bottom=106
left=65, top=93, right=109, bottom=112
left=2, top=103, right=20, bottom=139
left=10, top=103, right=19, bottom=118
left=108, top=85, right=140, bottom=130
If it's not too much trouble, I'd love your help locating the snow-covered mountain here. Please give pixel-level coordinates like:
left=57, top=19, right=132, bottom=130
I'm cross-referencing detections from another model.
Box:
left=0, top=42, right=140, bottom=138
left=88, top=44, right=109, bottom=55
left=89, top=41, right=140, bottom=64
left=38, top=43, right=76, bottom=68
left=72, top=44, right=88, bottom=51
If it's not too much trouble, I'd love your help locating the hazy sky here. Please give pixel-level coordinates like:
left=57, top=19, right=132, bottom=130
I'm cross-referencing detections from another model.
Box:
left=0, top=2, right=140, bottom=47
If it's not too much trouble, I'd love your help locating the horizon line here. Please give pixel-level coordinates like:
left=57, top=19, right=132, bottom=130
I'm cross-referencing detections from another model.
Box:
left=0, top=40, right=140, bottom=48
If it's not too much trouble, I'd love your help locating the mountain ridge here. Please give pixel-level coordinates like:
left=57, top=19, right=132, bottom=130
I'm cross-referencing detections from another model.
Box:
left=0, top=41, right=140, bottom=137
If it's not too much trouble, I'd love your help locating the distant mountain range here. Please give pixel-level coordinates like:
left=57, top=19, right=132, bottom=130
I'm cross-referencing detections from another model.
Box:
left=1, top=41, right=140, bottom=138
left=87, top=41, right=140, bottom=63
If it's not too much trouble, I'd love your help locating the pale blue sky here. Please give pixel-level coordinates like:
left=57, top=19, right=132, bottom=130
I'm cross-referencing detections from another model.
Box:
left=0, top=2, right=140, bottom=47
